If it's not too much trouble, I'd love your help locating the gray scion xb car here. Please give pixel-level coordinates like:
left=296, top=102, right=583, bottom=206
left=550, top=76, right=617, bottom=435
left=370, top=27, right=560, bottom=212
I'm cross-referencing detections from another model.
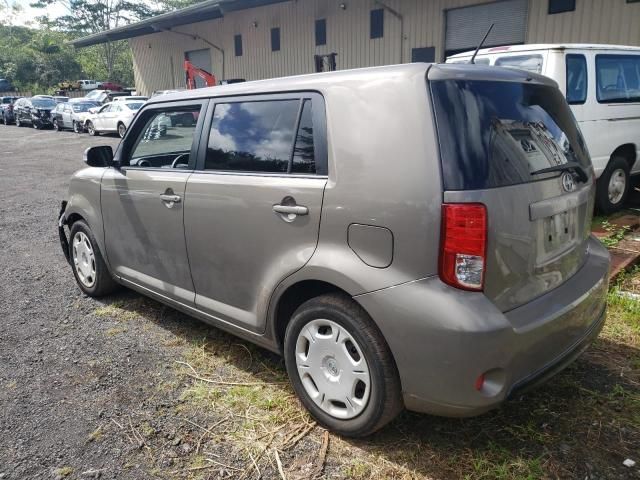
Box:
left=58, top=63, right=610, bottom=437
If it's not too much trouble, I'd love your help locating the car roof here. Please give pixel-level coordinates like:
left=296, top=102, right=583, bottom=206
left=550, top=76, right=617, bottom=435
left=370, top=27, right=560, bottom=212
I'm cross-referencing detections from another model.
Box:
left=448, top=43, right=640, bottom=58
left=147, top=63, right=556, bottom=105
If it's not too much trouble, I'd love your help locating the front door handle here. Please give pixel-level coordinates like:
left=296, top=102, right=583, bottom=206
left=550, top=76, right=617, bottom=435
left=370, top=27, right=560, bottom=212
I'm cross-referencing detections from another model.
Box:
left=273, top=204, right=308, bottom=216
left=160, top=194, right=181, bottom=203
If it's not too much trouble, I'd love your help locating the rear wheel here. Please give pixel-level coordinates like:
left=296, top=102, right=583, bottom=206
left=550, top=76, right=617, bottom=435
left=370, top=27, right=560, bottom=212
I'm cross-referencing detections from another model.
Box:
left=69, top=220, right=119, bottom=297
left=284, top=293, right=403, bottom=437
left=596, top=156, right=631, bottom=214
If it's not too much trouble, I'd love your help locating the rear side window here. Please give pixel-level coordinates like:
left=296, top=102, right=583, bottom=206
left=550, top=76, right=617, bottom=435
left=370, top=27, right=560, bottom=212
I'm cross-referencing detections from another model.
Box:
left=205, top=97, right=322, bottom=175
left=566, top=54, right=588, bottom=104
left=495, top=55, right=544, bottom=74
left=431, top=79, right=590, bottom=190
left=596, top=54, right=640, bottom=103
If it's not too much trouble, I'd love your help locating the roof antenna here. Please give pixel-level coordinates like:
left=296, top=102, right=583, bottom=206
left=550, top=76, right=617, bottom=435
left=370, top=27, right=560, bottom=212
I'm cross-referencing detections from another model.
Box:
left=469, top=23, right=494, bottom=64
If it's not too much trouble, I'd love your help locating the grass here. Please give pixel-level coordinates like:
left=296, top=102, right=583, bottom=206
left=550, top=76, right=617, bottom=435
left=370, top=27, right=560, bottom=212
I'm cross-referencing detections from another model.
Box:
left=91, top=267, right=640, bottom=480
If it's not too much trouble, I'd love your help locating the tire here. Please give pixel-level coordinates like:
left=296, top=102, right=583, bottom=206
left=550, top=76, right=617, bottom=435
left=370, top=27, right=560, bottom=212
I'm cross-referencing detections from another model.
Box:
left=87, top=121, right=98, bottom=136
left=283, top=293, right=403, bottom=437
left=53, top=119, right=60, bottom=131
left=596, top=156, right=631, bottom=214
left=15, top=117, right=21, bottom=127
left=33, top=121, right=39, bottom=129
left=2, top=115, right=7, bottom=125
left=117, top=122, right=126, bottom=138
left=73, top=121, right=82, bottom=134
left=69, top=220, right=119, bottom=297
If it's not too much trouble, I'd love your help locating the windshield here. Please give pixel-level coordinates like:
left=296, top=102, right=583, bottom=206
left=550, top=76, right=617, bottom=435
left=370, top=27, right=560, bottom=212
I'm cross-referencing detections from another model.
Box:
left=123, top=102, right=144, bottom=111
left=72, top=103, right=96, bottom=112
left=32, top=98, right=56, bottom=108
left=430, top=79, right=590, bottom=190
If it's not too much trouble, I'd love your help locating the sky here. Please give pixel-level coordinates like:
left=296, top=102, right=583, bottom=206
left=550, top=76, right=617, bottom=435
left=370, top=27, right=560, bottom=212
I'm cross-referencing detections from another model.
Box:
left=6, top=0, right=69, bottom=26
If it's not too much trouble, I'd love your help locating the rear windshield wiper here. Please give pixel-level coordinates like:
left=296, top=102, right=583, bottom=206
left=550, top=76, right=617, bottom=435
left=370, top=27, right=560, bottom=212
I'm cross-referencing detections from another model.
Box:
left=531, top=162, right=588, bottom=183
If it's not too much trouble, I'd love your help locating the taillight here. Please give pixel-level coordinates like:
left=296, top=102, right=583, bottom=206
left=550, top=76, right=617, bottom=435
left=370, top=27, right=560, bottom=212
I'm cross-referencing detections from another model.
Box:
left=439, top=203, right=487, bottom=291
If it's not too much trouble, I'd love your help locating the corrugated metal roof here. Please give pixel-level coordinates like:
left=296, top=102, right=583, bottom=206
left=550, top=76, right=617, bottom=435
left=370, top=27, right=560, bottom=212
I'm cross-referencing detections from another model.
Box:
left=70, top=0, right=288, bottom=48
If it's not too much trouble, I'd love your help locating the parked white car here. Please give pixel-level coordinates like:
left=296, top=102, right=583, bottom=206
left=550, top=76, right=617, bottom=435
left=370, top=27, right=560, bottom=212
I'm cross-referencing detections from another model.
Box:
left=78, top=80, right=101, bottom=91
left=112, top=95, right=149, bottom=102
left=85, top=100, right=145, bottom=138
left=447, top=44, right=640, bottom=213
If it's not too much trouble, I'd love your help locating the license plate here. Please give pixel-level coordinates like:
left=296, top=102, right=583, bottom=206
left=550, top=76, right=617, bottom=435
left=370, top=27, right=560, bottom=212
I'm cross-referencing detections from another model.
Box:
left=541, top=208, right=578, bottom=255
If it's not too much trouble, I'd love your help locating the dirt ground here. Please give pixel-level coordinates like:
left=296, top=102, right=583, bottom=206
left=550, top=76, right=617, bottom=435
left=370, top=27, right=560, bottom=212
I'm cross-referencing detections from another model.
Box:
left=0, top=126, right=639, bottom=480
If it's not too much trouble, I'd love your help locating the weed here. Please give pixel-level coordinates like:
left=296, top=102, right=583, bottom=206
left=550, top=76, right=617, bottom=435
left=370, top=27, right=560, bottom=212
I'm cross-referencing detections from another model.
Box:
left=599, top=220, right=630, bottom=248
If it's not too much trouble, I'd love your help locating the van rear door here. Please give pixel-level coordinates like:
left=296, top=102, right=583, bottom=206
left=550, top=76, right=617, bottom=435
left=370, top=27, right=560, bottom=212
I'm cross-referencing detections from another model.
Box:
left=429, top=65, right=595, bottom=312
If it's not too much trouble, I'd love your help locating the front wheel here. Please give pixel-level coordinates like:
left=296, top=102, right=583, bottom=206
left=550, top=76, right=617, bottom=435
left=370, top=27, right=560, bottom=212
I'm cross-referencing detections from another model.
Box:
left=2, top=115, right=7, bottom=125
left=15, top=117, right=21, bottom=127
left=87, top=121, right=98, bottom=136
left=596, top=156, right=631, bottom=214
left=53, top=119, right=60, bottom=131
left=33, top=121, right=39, bottom=129
left=117, top=122, right=126, bottom=138
left=69, top=220, right=119, bottom=297
left=73, top=121, right=82, bottom=134
left=284, top=293, right=403, bottom=437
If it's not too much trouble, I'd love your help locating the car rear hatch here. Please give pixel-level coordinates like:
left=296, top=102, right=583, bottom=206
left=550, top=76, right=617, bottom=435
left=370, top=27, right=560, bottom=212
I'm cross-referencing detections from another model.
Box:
left=428, top=64, right=595, bottom=313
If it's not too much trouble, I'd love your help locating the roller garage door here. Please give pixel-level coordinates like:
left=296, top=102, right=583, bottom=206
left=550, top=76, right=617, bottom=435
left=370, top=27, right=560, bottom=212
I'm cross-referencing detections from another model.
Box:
left=185, top=49, right=212, bottom=88
left=445, top=0, right=528, bottom=58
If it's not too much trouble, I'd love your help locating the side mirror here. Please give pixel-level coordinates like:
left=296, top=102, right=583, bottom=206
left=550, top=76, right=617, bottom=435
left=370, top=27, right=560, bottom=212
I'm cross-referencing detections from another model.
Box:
left=84, top=146, right=114, bottom=167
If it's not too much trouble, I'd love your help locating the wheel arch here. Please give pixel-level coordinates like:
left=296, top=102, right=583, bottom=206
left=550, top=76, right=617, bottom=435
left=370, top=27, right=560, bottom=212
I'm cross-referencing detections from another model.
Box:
left=610, top=143, right=637, bottom=170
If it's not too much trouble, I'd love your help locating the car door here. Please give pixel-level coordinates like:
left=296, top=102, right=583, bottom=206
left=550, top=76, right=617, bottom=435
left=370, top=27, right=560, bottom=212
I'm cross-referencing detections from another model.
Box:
left=94, top=104, right=110, bottom=130
left=105, top=104, right=121, bottom=131
left=63, top=104, right=73, bottom=128
left=184, top=93, right=327, bottom=332
left=101, top=100, right=207, bottom=305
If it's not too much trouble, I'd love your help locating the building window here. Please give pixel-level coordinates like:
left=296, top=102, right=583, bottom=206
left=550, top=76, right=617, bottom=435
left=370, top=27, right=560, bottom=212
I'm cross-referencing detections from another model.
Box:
left=548, top=0, right=575, bottom=14
left=271, top=27, right=280, bottom=52
left=411, top=47, right=435, bottom=63
left=315, top=18, right=326, bottom=46
left=627, top=0, right=640, bottom=3
left=234, top=34, right=242, bottom=56
left=370, top=9, right=384, bottom=39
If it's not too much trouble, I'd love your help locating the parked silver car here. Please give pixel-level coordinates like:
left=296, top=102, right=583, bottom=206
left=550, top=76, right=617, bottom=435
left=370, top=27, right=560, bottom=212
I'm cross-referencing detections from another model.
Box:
left=59, top=64, right=610, bottom=437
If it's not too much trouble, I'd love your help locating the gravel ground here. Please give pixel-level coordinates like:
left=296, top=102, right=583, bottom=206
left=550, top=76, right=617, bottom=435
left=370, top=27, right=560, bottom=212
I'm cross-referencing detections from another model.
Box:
left=0, top=127, right=172, bottom=479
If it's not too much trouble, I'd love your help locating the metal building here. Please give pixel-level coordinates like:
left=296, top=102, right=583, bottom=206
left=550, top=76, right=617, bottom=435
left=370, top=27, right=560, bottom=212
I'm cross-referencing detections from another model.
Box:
left=72, top=0, right=640, bottom=95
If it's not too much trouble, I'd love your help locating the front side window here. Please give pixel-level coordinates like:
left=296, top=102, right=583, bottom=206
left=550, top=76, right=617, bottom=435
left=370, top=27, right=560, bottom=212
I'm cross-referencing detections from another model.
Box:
left=596, top=54, right=640, bottom=103
left=495, top=55, right=544, bottom=74
left=566, top=54, right=587, bottom=104
left=126, top=106, right=201, bottom=168
left=206, top=100, right=299, bottom=173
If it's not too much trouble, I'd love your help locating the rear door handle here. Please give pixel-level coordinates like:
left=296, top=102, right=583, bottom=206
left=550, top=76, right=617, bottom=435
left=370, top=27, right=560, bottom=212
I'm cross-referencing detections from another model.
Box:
left=273, top=204, right=308, bottom=216
left=160, top=194, right=182, bottom=203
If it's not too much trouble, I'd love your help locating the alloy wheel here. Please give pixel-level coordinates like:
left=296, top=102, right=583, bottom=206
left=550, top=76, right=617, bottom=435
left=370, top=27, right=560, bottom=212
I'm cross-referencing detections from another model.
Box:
left=295, top=319, right=371, bottom=419
left=608, top=168, right=627, bottom=205
left=72, top=231, right=96, bottom=288
left=118, top=123, right=126, bottom=138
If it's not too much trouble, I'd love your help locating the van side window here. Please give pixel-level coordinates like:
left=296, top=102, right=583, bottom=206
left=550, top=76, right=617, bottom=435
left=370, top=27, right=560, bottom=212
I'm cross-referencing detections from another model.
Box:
left=205, top=100, right=299, bottom=173
left=495, top=55, right=544, bottom=74
left=566, top=54, right=587, bottom=104
left=291, top=100, right=315, bottom=174
left=596, top=54, right=640, bottom=103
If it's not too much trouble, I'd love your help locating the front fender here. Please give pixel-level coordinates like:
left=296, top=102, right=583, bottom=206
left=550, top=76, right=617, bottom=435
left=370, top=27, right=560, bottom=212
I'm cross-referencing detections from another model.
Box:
left=62, top=168, right=109, bottom=267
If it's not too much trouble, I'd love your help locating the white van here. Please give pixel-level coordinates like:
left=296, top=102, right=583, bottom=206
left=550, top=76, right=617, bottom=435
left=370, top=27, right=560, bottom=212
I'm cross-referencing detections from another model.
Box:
left=447, top=44, right=640, bottom=213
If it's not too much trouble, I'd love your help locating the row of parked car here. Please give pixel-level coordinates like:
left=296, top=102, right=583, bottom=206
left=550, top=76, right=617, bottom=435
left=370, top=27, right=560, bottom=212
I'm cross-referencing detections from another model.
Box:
left=0, top=94, right=148, bottom=138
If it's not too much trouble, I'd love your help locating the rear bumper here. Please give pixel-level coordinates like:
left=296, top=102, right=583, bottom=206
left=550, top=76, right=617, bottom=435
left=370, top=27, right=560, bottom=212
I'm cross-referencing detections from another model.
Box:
left=355, top=235, right=610, bottom=417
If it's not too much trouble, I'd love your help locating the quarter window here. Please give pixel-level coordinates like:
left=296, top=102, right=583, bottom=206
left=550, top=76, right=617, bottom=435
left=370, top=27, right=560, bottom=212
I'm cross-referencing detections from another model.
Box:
left=291, top=100, right=315, bottom=174
left=566, top=54, right=587, bottom=104
left=596, top=54, right=640, bottom=103
left=126, top=106, right=201, bottom=168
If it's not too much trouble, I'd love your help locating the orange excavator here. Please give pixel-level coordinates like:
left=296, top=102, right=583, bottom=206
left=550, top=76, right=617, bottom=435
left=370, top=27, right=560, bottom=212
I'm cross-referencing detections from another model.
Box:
left=184, top=60, right=217, bottom=89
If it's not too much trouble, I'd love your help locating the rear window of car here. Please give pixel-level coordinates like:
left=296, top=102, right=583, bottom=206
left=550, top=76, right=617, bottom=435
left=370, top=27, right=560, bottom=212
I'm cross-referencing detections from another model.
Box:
left=495, top=54, right=544, bottom=74
left=124, top=102, right=144, bottom=111
left=430, top=79, right=590, bottom=190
